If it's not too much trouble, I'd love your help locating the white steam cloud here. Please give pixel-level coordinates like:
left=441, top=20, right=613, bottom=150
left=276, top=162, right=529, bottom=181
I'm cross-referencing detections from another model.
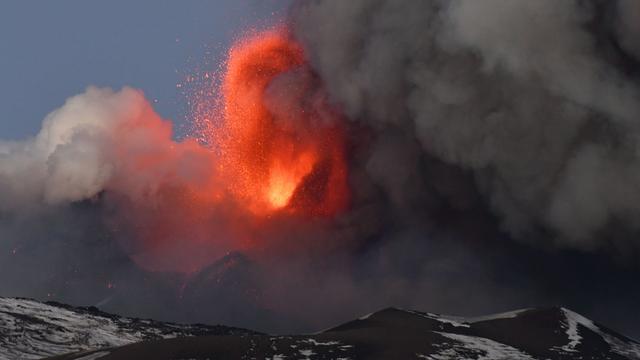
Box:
left=0, top=87, right=147, bottom=212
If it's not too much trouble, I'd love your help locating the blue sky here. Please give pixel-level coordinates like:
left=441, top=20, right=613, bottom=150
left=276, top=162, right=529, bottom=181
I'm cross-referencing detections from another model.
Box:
left=0, top=0, right=290, bottom=139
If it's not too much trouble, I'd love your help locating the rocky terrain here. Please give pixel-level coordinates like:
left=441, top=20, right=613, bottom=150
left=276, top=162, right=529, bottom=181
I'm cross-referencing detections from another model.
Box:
left=1, top=297, right=639, bottom=359
left=0, top=298, right=256, bottom=360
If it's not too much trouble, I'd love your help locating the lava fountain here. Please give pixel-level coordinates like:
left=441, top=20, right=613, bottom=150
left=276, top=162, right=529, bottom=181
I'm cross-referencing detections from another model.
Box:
left=119, top=28, right=350, bottom=273
left=196, top=29, right=349, bottom=217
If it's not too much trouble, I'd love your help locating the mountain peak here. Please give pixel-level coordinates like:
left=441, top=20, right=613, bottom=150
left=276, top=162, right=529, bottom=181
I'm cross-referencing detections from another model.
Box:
left=1, top=297, right=638, bottom=359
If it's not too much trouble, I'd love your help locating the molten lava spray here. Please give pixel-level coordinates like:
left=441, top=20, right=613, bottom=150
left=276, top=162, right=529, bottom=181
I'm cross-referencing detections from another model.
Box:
left=198, top=29, right=349, bottom=217
left=116, top=28, right=350, bottom=272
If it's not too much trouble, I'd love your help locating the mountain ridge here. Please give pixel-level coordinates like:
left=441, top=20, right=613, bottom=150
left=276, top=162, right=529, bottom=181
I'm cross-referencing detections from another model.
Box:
left=0, top=297, right=638, bottom=359
left=0, top=297, right=257, bottom=360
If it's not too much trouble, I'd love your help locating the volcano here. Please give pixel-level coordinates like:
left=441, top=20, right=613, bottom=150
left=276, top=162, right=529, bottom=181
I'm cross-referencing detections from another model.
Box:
left=0, top=298, right=631, bottom=360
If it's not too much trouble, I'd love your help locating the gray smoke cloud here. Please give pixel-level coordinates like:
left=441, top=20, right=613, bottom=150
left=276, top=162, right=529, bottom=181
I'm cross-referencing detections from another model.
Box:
left=617, top=0, right=640, bottom=59
left=292, top=0, right=640, bottom=251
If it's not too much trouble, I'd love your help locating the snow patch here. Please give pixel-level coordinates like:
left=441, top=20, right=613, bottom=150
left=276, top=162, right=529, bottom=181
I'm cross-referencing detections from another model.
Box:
left=404, top=310, right=470, bottom=328
left=0, top=297, right=239, bottom=360
left=301, top=338, right=341, bottom=346
left=298, top=349, right=316, bottom=358
left=465, top=309, right=531, bottom=323
left=559, top=308, right=640, bottom=359
left=559, top=308, right=589, bottom=352
left=74, top=352, right=110, bottom=360
left=403, top=308, right=531, bottom=329
left=432, top=332, right=536, bottom=360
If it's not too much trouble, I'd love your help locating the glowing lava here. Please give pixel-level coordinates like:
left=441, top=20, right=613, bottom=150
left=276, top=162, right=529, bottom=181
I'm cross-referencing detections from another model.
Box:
left=198, top=29, right=349, bottom=217
left=115, top=28, right=351, bottom=274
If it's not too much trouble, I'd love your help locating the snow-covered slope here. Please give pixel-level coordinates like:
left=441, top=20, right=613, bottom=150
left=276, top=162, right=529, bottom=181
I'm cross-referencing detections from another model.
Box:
left=411, top=307, right=640, bottom=360
left=48, top=305, right=640, bottom=360
left=0, top=298, right=255, bottom=360
left=3, top=297, right=638, bottom=360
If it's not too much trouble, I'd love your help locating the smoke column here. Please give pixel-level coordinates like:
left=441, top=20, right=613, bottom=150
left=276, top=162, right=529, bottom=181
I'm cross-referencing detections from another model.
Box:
left=293, top=0, right=640, bottom=252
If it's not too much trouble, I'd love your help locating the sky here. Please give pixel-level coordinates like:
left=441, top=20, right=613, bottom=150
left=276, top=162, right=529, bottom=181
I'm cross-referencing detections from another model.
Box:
left=0, top=0, right=289, bottom=139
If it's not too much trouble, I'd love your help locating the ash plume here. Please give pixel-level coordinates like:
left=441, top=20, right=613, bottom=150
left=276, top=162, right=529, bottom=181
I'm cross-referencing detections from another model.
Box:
left=293, top=0, right=640, bottom=252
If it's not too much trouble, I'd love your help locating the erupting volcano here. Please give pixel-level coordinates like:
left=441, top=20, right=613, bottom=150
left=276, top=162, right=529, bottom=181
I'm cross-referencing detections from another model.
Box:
left=6, top=0, right=640, bottom=347
left=195, top=29, right=349, bottom=217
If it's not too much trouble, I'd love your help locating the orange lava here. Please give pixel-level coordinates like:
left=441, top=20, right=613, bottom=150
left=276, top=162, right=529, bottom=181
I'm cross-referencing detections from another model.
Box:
left=112, top=29, right=351, bottom=274
left=202, top=29, right=349, bottom=217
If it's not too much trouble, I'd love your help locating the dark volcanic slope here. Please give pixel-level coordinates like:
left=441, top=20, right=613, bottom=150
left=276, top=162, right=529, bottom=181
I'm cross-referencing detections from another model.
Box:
left=0, top=298, right=256, bottom=360
left=50, top=307, right=640, bottom=360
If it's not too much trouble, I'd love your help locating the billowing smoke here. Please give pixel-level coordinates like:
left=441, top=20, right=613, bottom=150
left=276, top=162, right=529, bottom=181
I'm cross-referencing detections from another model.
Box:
left=0, top=87, right=240, bottom=273
left=1, top=0, right=640, bottom=339
left=0, top=86, right=217, bottom=213
left=0, top=87, right=129, bottom=212
left=293, top=0, right=640, bottom=251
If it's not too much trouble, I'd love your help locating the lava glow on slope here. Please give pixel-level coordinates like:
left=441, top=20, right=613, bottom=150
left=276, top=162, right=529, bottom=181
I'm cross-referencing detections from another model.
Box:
left=195, top=29, right=349, bottom=217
